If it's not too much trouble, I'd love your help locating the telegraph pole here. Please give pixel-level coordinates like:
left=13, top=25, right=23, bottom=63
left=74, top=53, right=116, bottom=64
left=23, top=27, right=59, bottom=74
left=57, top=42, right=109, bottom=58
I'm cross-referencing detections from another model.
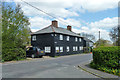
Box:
left=99, top=31, right=100, bottom=45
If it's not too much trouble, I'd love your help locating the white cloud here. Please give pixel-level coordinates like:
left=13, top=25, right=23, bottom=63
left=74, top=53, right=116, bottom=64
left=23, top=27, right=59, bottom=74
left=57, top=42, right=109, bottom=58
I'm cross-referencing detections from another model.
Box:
left=13, top=0, right=119, bottom=18
left=29, top=17, right=51, bottom=31
left=58, top=18, right=81, bottom=28
left=89, top=17, right=118, bottom=29
left=72, top=17, right=118, bottom=41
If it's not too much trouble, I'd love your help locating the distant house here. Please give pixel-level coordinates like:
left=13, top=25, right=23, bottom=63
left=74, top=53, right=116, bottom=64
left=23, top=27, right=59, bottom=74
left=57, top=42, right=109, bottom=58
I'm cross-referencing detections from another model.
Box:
left=83, top=38, right=94, bottom=48
left=31, top=20, right=93, bottom=57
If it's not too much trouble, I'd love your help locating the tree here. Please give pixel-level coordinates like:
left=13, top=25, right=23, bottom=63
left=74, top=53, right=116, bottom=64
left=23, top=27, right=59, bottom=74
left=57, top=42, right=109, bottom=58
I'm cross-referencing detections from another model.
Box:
left=0, top=2, right=2, bottom=60
left=109, top=26, right=120, bottom=46
left=2, top=2, right=31, bottom=61
left=78, top=32, right=95, bottom=42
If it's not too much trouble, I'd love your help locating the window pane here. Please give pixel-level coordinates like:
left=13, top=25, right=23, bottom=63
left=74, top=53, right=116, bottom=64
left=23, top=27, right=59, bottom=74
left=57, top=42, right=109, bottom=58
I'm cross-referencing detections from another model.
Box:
left=32, top=35, right=36, bottom=41
left=73, top=46, right=76, bottom=51
left=79, top=38, right=81, bottom=42
left=56, top=47, right=59, bottom=53
left=76, top=46, right=78, bottom=51
left=45, top=47, right=51, bottom=53
left=75, top=37, right=77, bottom=42
left=67, top=36, right=69, bottom=41
left=60, top=47, right=63, bottom=52
left=67, top=46, right=69, bottom=52
left=60, top=35, right=63, bottom=40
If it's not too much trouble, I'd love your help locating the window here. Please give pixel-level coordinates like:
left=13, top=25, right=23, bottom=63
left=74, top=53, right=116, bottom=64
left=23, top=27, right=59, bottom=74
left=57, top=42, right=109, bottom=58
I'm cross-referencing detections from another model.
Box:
left=81, top=46, right=83, bottom=50
left=60, top=35, right=63, bottom=40
left=55, top=34, right=57, bottom=36
left=76, top=46, right=78, bottom=51
left=32, top=35, right=36, bottom=41
left=45, top=47, right=51, bottom=53
left=67, top=46, right=69, bottom=52
left=73, top=46, right=78, bottom=51
left=75, top=37, right=78, bottom=42
left=79, top=38, right=81, bottom=42
left=56, top=47, right=59, bottom=53
left=73, top=46, right=76, bottom=51
left=66, top=36, right=70, bottom=41
left=51, top=34, right=54, bottom=36
left=60, top=47, right=63, bottom=52
left=79, top=46, right=83, bottom=50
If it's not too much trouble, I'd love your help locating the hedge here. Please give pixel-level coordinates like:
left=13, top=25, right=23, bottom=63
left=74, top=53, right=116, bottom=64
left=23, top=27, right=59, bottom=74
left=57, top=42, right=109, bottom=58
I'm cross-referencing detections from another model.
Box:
left=2, top=48, right=26, bottom=62
left=92, top=46, right=120, bottom=69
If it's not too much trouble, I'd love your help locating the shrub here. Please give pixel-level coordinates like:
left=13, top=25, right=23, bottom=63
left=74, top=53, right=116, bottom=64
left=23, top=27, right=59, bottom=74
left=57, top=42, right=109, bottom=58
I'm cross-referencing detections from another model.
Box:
left=91, top=46, right=120, bottom=76
left=93, top=46, right=120, bottom=69
left=2, top=47, right=26, bottom=61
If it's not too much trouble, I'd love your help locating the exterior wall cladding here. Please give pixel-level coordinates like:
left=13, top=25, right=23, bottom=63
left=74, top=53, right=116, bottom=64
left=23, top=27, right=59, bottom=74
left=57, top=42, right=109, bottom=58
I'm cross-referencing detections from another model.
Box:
left=31, top=33, right=84, bottom=57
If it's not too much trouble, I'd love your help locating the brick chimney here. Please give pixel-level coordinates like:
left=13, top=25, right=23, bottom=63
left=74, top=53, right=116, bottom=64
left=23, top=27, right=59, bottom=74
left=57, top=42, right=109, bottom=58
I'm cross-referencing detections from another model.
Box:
left=67, top=25, right=72, bottom=31
left=52, top=20, right=58, bottom=28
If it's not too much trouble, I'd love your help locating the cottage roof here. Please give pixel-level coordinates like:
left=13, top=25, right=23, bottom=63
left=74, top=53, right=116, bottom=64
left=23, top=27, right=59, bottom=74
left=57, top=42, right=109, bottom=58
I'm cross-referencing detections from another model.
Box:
left=32, top=25, right=83, bottom=38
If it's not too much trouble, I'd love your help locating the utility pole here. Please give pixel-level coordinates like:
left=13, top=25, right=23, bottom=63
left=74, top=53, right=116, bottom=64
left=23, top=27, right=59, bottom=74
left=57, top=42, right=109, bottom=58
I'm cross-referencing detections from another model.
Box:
left=99, top=31, right=100, bottom=45
left=118, top=26, right=120, bottom=46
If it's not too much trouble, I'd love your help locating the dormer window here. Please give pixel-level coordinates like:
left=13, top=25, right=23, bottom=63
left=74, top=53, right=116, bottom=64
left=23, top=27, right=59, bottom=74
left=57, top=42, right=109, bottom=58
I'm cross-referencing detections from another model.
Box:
left=32, top=35, right=36, bottom=41
left=66, top=36, right=69, bottom=41
left=60, top=34, right=63, bottom=40
left=75, top=37, right=77, bottom=42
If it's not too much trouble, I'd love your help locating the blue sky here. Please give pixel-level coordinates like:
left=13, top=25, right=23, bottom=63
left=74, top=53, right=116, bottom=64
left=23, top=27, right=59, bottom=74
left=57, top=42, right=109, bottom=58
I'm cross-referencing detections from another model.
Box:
left=6, top=0, right=119, bottom=42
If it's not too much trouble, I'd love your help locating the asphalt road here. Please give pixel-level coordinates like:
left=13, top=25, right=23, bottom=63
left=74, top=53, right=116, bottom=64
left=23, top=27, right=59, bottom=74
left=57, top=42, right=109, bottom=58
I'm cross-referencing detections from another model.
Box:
left=2, top=54, right=99, bottom=78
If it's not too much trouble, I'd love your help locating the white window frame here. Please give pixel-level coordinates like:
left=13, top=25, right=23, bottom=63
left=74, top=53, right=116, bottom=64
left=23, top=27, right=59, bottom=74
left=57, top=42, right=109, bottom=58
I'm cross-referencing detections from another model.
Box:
left=60, top=47, right=63, bottom=52
left=66, top=36, right=70, bottom=41
left=79, top=38, right=81, bottom=42
left=76, top=46, right=78, bottom=51
left=45, top=47, right=51, bottom=53
left=81, top=46, right=83, bottom=50
left=60, top=34, right=63, bottom=40
left=75, top=37, right=78, bottom=42
left=73, top=46, right=76, bottom=51
left=56, top=47, right=59, bottom=53
left=51, top=34, right=54, bottom=36
left=67, top=46, right=69, bottom=52
left=32, top=35, right=36, bottom=41
left=79, top=46, right=83, bottom=50
left=55, top=34, right=57, bottom=36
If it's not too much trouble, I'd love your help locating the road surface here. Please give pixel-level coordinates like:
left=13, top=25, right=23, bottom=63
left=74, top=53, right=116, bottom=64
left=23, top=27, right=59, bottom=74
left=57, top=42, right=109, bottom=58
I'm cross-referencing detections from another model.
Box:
left=2, top=54, right=99, bottom=78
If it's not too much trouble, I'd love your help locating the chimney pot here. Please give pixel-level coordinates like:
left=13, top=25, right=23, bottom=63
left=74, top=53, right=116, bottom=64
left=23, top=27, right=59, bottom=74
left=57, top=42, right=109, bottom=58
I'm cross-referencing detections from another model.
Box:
left=52, top=20, right=58, bottom=28
left=67, top=25, right=72, bottom=31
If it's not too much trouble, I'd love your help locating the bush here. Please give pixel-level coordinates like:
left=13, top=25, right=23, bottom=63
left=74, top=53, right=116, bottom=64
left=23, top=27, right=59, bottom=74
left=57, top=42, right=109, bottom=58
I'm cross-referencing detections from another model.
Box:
left=93, top=46, right=120, bottom=69
left=2, top=47, right=26, bottom=61
left=91, top=46, right=120, bottom=76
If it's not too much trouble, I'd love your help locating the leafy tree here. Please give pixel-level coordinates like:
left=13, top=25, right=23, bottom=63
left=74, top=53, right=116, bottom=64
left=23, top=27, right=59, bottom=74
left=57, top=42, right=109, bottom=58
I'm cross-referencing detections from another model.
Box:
left=2, top=2, right=30, bottom=61
left=109, top=26, right=120, bottom=46
left=0, top=2, right=2, bottom=60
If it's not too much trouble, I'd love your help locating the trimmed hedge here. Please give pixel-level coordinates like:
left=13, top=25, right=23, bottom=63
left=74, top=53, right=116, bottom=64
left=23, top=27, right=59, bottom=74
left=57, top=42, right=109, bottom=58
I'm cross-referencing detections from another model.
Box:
left=92, top=46, right=120, bottom=69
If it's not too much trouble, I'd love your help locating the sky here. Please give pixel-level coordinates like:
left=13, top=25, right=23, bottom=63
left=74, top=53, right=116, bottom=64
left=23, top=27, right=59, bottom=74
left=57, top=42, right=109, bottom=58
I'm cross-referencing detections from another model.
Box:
left=4, top=0, right=119, bottom=42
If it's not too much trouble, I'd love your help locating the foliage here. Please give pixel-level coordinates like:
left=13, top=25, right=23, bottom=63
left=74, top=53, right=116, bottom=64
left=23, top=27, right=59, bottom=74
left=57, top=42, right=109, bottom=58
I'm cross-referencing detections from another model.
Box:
left=0, top=2, right=2, bottom=60
left=94, top=38, right=113, bottom=47
left=90, top=61, right=120, bottom=76
left=2, top=3, right=30, bottom=61
left=109, top=26, right=120, bottom=46
left=90, top=46, right=120, bottom=76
